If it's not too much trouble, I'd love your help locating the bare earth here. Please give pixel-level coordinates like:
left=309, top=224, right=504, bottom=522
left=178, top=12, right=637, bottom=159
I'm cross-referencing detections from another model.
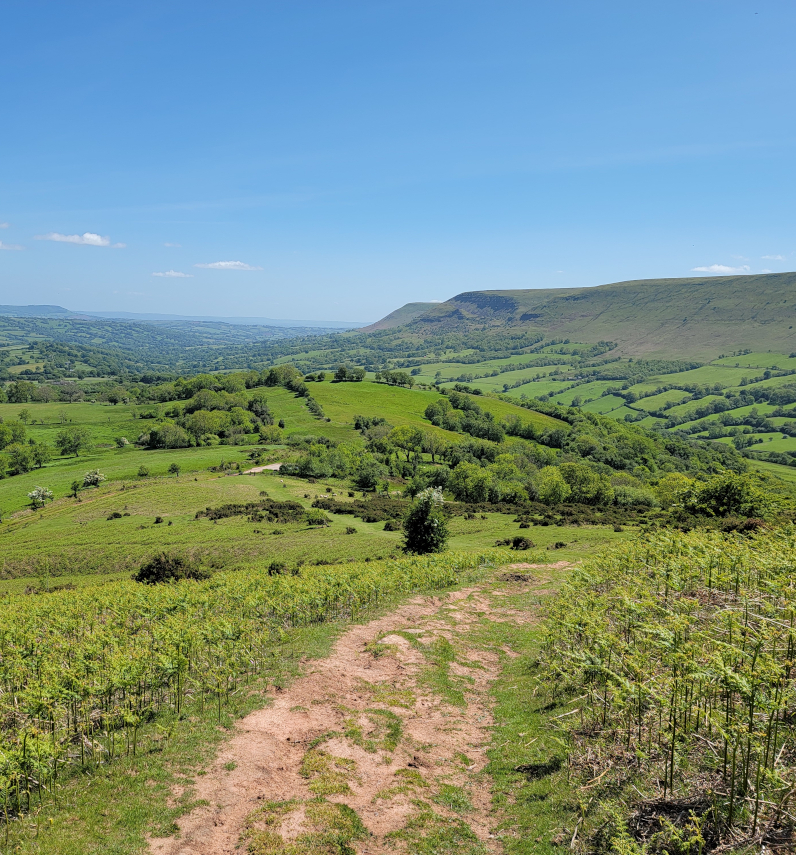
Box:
left=148, top=574, right=550, bottom=855
left=244, top=463, right=283, bottom=474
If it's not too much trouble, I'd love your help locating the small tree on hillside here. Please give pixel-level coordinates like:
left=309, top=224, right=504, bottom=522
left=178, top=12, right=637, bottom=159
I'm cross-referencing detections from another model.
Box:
left=403, top=488, right=449, bottom=554
left=56, top=426, right=92, bottom=457
left=28, top=486, right=53, bottom=509
left=83, top=470, right=106, bottom=488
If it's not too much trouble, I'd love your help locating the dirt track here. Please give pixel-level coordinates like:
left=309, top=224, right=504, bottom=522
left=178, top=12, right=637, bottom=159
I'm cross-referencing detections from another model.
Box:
left=149, top=570, right=553, bottom=854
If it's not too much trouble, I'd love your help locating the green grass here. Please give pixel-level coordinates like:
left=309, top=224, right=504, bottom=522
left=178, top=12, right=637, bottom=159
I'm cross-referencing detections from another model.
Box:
left=577, top=394, right=627, bottom=414
left=472, top=568, right=576, bottom=855
left=0, top=461, right=630, bottom=584
left=749, top=459, right=796, bottom=482
left=631, top=389, right=691, bottom=411
left=712, top=352, right=796, bottom=369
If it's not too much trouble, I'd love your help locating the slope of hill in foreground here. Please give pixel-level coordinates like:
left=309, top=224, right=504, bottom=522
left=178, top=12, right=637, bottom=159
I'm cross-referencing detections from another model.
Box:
left=392, top=272, right=796, bottom=360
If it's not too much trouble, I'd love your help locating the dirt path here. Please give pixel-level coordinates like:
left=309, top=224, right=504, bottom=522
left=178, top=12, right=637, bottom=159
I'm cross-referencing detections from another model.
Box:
left=244, top=463, right=282, bottom=474
left=149, top=574, right=551, bottom=855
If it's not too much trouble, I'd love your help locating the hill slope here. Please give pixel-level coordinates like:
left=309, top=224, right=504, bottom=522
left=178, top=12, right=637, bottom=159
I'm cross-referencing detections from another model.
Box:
left=400, top=273, right=796, bottom=359
left=361, top=302, right=439, bottom=331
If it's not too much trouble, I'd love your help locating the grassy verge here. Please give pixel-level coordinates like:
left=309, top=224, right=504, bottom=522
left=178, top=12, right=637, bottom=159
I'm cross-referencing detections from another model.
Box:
left=476, top=568, right=579, bottom=854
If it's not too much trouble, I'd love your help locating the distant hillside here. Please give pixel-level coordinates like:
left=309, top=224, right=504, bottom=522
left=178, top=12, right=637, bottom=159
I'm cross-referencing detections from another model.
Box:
left=79, top=310, right=367, bottom=329
left=0, top=305, right=72, bottom=318
left=0, top=304, right=366, bottom=329
left=404, top=273, right=796, bottom=359
left=362, top=302, right=439, bottom=331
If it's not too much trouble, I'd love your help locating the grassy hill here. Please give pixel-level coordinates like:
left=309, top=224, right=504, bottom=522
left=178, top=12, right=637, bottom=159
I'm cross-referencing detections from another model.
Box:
left=398, top=272, right=796, bottom=360
left=360, top=301, right=440, bottom=331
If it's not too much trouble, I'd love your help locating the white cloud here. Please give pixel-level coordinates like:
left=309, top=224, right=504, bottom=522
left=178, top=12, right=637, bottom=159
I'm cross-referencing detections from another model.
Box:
left=0, top=241, right=23, bottom=251
left=164, top=242, right=181, bottom=247
left=194, top=260, right=263, bottom=271
left=153, top=270, right=193, bottom=278
left=35, top=231, right=124, bottom=247
left=692, top=264, right=750, bottom=274
left=762, top=269, right=773, bottom=274
left=762, top=254, right=785, bottom=260
left=0, top=223, right=9, bottom=229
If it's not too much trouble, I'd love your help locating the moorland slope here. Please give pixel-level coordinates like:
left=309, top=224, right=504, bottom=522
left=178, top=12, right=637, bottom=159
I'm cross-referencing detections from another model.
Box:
left=387, top=272, right=796, bottom=359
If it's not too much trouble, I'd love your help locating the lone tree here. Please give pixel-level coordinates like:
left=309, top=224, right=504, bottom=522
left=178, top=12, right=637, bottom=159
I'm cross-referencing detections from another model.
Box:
left=83, top=469, right=106, bottom=488
left=56, top=426, right=92, bottom=457
left=28, top=486, right=53, bottom=509
left=403, top=488, right=449, bottom=554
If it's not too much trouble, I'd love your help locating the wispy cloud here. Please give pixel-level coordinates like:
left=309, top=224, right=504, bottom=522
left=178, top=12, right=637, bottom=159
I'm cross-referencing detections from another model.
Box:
left=0, top=223, right=9, bottom=229
left=35, top=232, right=125, bottom=248
left=194, top=260, right=262, bottom=271
left=692, top=264, right=750, bottom=274
left=164, top=242, right=181, bottom=247
left=152, top=270, right=193, bottom=278
left=0, top=241, right=24, bottom=251
left=762, top=254, right=785, bottom=260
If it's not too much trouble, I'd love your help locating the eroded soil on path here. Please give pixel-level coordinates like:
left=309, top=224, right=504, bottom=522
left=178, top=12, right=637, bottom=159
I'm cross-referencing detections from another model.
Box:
left=150, top=572, right=555, bottom=855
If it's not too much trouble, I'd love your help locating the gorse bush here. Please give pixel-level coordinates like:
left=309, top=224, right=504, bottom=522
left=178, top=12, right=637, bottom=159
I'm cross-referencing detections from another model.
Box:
left=541, top=527, right=796, bottom=850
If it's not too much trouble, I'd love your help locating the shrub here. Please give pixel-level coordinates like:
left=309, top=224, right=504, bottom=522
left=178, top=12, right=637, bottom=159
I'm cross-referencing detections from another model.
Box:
left=345, top=526, right=357, bottom=534
left=134, top=553, right=210, bottom=584
left=495, top=536, right=535, bottom=550
left=148, top=423, right=191, bottom=449
left=28, top=486, right=53, bottom=509
left=259, top=424, right=283, bottom=444
left=305, top=509, right=330, bottom=526
left=403, top=488, right=449, bottom=554
left=352, top=456, right=388, bottom=490
left=137, top=465, right=150, bottom=477
left=107, top=512, right=123, bottom=520
left=83, top=469, right=106, bottom=488
left=679, top=472, right=775, bottom=518
left=384, top=519, right=402, bottom=531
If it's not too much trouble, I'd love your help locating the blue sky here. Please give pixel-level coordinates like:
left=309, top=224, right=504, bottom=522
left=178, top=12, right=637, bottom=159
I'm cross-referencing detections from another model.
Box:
left=1, top=1, right=794, bottom=323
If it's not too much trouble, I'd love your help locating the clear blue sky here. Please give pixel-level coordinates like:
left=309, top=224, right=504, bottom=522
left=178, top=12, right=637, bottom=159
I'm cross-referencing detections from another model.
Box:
left=1, top=1, right=794, bottom=323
